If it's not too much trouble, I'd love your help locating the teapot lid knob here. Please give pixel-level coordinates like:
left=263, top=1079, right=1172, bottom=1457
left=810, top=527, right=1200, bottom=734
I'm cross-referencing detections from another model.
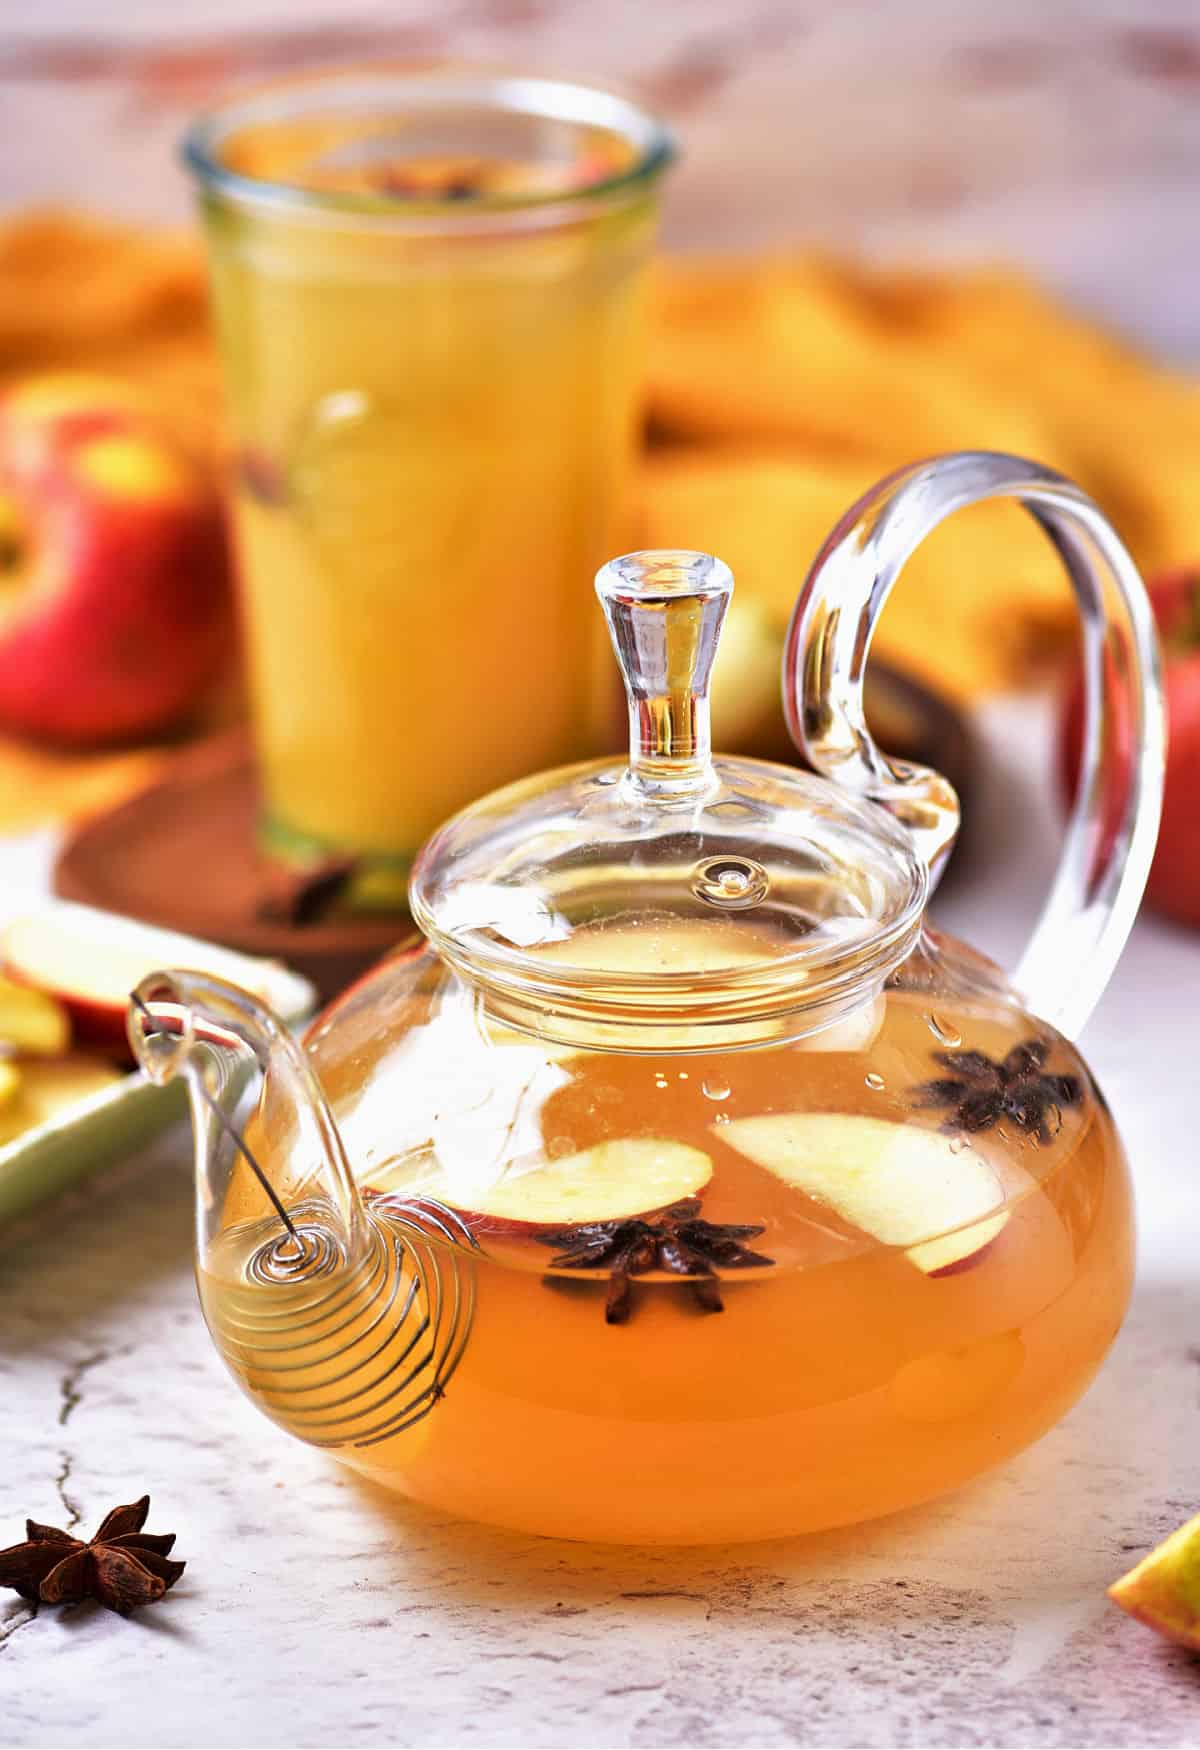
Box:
left=596, top=549, right=732, bottom=803
left=411, top=542, right=929, bottom=1007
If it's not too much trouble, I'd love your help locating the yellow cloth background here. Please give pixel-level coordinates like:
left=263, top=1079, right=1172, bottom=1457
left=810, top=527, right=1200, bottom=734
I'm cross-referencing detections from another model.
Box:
left=2, top=211, right=1199, bottom=824
left=644, top=255, right=1200, bottom=692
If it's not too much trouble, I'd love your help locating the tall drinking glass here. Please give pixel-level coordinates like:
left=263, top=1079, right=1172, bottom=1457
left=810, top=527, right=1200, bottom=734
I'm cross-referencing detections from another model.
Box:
left=184, top=71, right=673, bottom=900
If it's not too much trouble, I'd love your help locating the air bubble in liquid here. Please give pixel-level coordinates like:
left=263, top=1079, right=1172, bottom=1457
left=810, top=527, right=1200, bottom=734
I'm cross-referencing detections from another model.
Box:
left=928, top=1013, right=963, bottom=1048
left=864, top=1072, right=885, bottom=1092
left=702, top=1078, right=731, bottom=1101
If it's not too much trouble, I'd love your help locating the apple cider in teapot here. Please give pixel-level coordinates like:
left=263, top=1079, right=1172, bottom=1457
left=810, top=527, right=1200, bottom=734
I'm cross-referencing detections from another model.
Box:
left=132, top=453, right=1162, bottom=1544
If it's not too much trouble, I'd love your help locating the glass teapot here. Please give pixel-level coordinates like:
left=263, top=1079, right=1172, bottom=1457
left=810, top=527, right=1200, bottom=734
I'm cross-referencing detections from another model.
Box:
left=131, top=452, right=1162, bottom=1545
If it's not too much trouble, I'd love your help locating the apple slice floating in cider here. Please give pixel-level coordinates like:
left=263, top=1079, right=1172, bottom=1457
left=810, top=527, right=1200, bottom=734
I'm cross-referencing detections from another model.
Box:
left=715, top=1112, right=1009, bottom=1275
left=414, top=1138, right=713, bottom=1231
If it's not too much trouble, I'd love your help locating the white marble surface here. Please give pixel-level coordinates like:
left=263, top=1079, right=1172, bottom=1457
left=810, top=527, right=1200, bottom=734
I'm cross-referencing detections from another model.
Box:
left=0, top=698, right=1199, bottom=1748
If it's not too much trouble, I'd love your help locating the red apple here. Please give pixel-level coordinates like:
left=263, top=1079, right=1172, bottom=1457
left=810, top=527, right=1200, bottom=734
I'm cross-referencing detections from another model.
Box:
left=1059, top=568, right=1200, bottom=927
left=2, top=901, right=314, bottom=1060
left=0, top=371, right=231, bottom=743
left=0, top=372, right=157, bottom=458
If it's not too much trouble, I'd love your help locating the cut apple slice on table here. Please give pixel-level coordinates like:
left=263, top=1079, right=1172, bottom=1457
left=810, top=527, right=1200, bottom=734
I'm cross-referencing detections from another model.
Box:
left=716, top=1112, right=1008, bottom=1275
left=0, top=1055, right=124, bottom=1149
left=536, top=921, right=885, bottom=1054
left=0, top=905, right=315, bottom=1227
left=405, top=1138, right=713, bottom=1232
left=1109, top=1511, right=1200, bottom=1651
left=0, top=1061, right=21, bottom=1111
left=0, top=974, right=70, bottom=1056
left=2, top=901, right=314, bottom=1059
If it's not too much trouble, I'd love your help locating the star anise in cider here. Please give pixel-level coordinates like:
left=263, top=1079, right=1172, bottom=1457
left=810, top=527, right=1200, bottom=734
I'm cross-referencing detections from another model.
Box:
left=914, top=1037, right=1082, bottom=1145
left=0, top=1496, right=184, bottom=1617
left=538, top=1198, right=774, bottom=1324
left=372, top=158, right=487, bottom=199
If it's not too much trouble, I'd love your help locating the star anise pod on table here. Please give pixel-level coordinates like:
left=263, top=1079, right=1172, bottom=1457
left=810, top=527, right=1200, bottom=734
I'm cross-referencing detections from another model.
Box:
left=538, top=1198, right=775, bottom=1325
left=913, top=1038, right=1082, bottom=1146
left=0, top=1496, right=185, bottom=1618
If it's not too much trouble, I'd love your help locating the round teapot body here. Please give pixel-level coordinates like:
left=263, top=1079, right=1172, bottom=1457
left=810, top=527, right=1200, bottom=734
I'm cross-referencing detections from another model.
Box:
left=286, top=931, right=1132, bottom=1544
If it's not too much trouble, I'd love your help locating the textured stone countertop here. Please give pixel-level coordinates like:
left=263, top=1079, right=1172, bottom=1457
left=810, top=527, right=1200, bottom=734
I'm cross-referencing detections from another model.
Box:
left=1, top=699, right=1198, bottom=1749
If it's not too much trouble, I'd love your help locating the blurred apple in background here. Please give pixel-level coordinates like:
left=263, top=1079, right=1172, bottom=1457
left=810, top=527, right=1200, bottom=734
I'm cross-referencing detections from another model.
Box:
left=709, top=592, right=791, bottom=758
left=0, top=372, right=230, bottom=744
left=1059, top=567, right=1200, bottom=929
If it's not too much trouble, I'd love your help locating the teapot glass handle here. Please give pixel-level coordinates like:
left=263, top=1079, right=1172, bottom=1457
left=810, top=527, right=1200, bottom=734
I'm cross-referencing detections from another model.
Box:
left=783, top=451, right=1165, bottom=1041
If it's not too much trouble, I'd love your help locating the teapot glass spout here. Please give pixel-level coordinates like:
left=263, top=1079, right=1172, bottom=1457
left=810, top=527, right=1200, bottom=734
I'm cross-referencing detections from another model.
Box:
left=128, top=972, right=477, bottom=1456
left=129, top=969, right=362, bottom=1265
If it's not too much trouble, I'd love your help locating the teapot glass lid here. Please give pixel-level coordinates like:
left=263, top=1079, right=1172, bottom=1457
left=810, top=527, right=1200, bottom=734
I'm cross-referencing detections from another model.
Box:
left=409, top=551, right=928, bottom=1001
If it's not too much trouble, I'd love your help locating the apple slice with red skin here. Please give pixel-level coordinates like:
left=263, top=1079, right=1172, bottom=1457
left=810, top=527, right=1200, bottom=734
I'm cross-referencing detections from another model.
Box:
left=2, top=901, right=313, bottom=1061
left=715, top=1112, right=1008, bottom=1275
left=1059, top=566, right=1200, bottom=928
left=389, top=1138, right=713, bottom=1237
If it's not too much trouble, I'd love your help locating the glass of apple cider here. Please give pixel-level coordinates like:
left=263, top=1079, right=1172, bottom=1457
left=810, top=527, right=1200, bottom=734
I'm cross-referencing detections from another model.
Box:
left=183, top=71, right=672, bottom=901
